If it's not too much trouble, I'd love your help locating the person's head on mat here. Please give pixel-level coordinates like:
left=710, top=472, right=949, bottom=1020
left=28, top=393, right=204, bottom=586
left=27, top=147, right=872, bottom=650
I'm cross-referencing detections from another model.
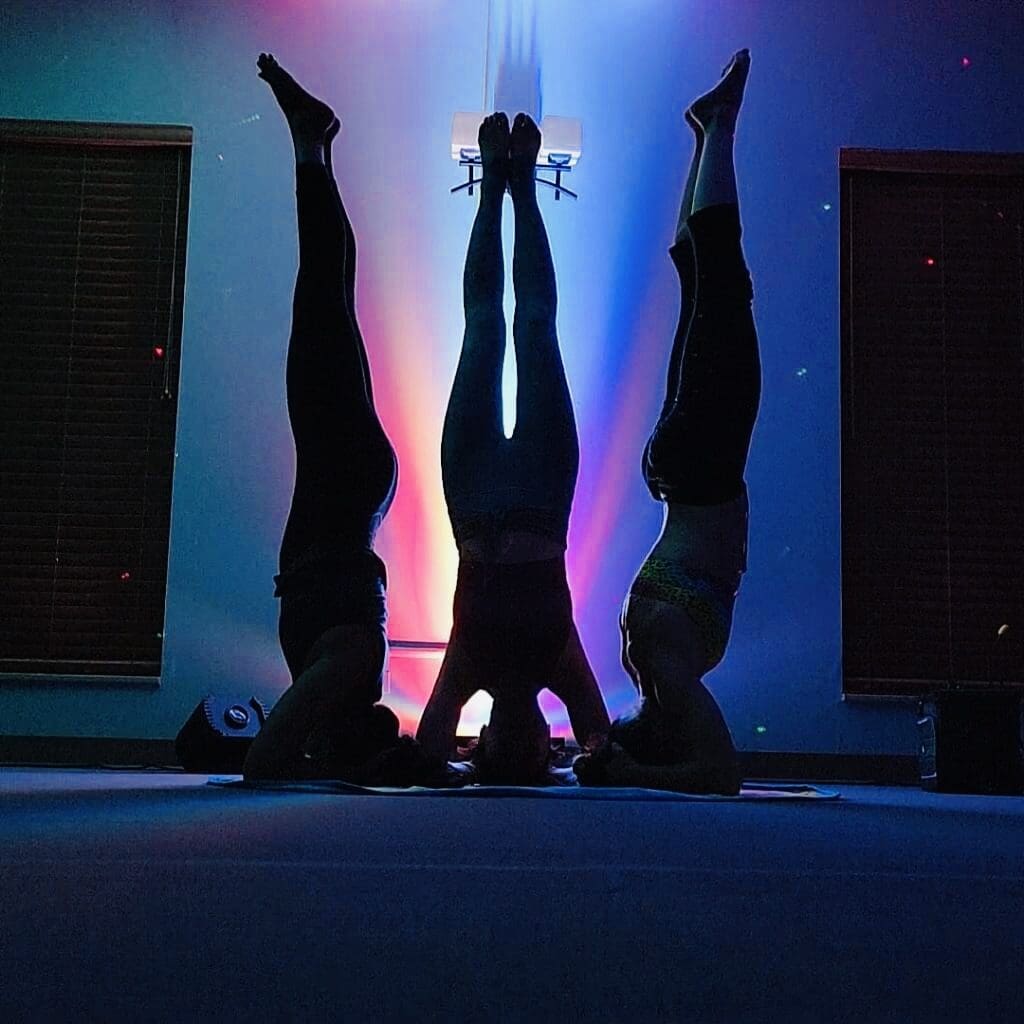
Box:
left=474, top=694, right=552, bottom=785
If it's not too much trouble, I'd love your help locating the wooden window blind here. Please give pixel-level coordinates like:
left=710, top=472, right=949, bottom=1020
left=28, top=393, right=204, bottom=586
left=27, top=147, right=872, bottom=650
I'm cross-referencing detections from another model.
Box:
left=0, top=120, right=191, bottom=680
left=840, top=149, right=1024, bottom=697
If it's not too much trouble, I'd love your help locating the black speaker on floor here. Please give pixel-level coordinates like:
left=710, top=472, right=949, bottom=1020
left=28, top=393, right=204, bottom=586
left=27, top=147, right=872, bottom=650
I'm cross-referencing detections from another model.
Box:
left=175, top=695, right=268, bottom=773
left=918, top=692, right=1024, bottom=795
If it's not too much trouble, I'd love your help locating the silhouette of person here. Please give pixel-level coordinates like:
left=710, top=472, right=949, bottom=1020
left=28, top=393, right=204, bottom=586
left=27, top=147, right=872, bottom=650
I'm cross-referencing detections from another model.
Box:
left=243, top=55, right=400, bottom=779
left=416, top=113, right=610, bottom=783
left=575, top=50, right=760, bottom=795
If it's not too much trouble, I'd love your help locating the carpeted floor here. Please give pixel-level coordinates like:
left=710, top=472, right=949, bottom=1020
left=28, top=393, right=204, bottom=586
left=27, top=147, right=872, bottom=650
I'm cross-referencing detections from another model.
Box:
left=1, top=767, right=1022, bottom=1022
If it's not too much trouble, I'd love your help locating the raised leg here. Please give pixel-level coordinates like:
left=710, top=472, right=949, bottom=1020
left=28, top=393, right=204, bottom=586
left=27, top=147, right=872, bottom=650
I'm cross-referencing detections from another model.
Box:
left=440, top=113, right=510, bottom=514
left=507, top=113, right=579, bottom=520
left=648, top=117, right=703, bottom=445
left=281, top=160, right=396, bottom=566
left=255, top=55, right=395, bottom=574
left=644, top=49, right=760, bottom=506
left=425, top=114, right=510, bottom=758
left=323, top=119, right=375, bottom=404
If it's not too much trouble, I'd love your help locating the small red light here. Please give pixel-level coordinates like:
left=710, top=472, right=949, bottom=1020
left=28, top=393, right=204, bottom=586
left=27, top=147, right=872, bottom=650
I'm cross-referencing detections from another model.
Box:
left=120, top=571, right=131, bottom=582
left=153, top=346, right=166, bottom=359
left=925, top=257, right=936, bottom=266
left=961, top=56, right=971, bottom=68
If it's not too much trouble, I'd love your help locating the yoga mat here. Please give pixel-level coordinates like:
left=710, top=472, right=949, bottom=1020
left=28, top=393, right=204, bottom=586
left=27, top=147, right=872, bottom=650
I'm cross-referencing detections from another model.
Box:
left=209, top=775, right=840, bottom=802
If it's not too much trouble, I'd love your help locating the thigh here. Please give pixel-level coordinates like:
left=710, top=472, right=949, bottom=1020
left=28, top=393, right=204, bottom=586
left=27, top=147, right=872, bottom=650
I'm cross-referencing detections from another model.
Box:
left=643, top=209, right=759, bottom=504
left=282, top=422, right=397, bottom=568
left=441, top=319, right=507, bottom=514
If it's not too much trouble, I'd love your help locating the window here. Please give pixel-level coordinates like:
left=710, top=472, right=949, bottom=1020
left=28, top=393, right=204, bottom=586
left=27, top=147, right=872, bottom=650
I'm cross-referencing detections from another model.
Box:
left=0, top=119, right=191, bottom=680
left=840, top=148, right=1024, bottom=697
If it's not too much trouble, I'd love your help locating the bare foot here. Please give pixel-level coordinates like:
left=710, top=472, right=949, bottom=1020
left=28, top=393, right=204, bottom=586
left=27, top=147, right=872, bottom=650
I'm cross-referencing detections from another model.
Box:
left=257, top=52, right=336, bottom=145
left=508, top=112, right=541, bottom=191
left=478, top=111, right=510, bottom=186
left=686, top=48, right=750, bottom=133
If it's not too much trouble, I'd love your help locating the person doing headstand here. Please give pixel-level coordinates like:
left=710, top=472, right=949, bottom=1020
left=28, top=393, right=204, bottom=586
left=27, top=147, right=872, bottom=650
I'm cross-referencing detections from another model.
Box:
left=243, top=54, right=400, bottom=779
left=415, top=112, right=610, bottom=783
left=575, top=49, right=760, bottom=795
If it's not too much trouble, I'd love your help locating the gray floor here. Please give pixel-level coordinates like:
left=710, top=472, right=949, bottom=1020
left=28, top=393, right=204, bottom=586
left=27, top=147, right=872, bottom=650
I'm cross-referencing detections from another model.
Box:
left=2, top=768, right=1023, bottom=1023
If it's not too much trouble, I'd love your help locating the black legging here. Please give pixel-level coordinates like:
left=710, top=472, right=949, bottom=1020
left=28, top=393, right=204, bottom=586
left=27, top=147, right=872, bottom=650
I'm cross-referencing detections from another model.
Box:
left=642, top=203, right=760, bottom=504
left=275, top=163, right=397, bottom=681
left=440, top=309, right=579, bottom=548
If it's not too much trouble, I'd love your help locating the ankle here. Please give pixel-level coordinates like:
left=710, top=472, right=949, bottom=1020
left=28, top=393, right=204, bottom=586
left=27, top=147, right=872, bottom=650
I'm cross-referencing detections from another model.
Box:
left=294, top=138, right=325, bottom=166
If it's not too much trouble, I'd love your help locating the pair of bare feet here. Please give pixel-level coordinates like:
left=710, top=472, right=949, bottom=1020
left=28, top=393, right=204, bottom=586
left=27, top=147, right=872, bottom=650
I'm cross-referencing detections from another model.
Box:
left=478, top=111, right=541, bottom=193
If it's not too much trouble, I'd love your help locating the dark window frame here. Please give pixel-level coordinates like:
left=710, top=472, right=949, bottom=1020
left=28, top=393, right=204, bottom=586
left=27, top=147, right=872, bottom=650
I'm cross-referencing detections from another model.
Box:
left=0, top=119, right=192, bottom=687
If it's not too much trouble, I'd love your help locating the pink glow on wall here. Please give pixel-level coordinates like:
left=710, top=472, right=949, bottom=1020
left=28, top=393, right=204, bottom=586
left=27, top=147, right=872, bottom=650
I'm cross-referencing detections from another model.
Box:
left=568, top=300, right=668, bottom=608
left=353, top=248, right=457, bottom=730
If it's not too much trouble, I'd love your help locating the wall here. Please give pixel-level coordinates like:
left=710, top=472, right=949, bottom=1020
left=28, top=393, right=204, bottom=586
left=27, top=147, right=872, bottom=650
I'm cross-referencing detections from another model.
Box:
left=1, top=0, right=1022, bottom=752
